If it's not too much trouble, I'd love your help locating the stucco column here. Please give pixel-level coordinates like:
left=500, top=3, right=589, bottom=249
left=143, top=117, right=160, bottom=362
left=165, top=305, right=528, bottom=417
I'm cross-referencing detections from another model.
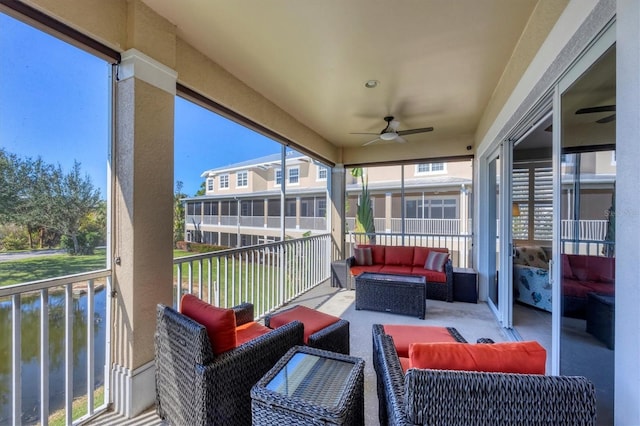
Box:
left=330, top=164, right=346, bottom=259
left=112, top=48, right=176, bottom=417
left=616, top=1, right=640, bottom=423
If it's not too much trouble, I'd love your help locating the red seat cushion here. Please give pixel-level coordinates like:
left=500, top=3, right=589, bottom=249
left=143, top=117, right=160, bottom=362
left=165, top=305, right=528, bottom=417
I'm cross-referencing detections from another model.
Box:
left=350, top=264, right=383, bottom=276
left=379, top=265, right=414, bottom=275
left=383, top=324, right=460, bottom=358
left=399, top=356, right=411, bottom=373
left=411, top=267, right=447, bottom=283
left=269, top=305, right=339, bottom=344
left=180, top=294, right=237, bottom=355
left=235, top=321, right=271, bottom=346
left=408, top=341, right=546, bottom=375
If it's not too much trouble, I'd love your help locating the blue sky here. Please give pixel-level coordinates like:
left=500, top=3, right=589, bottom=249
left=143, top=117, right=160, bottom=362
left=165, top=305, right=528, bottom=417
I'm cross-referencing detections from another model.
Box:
left=1, top=12, right=280, bottom=198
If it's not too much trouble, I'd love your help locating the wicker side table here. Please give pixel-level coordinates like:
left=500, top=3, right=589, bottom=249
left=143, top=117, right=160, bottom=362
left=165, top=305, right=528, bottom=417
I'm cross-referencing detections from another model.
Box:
left=251, top=345, right=365, bottom=425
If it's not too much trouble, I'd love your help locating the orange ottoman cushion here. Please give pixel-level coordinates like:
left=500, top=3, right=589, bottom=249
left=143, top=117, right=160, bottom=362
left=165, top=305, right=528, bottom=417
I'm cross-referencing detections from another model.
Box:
left=409, top=341, right=546, bottom=374
left=269, top=305, right=339, bottom=344
left=383, top=324, right=460, bottom=358
left=236, top=321, right=271, bottom=346
left=180, top=294, right=237, bottom=355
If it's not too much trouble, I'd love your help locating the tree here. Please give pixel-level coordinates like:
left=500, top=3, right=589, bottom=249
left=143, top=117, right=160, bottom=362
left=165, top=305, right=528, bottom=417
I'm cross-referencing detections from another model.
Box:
left=195, top=180, right=206, bottom=196
left=350, top=167, right=376, bottom=244
left=174, top=181, right=187, bottom=247
left=44, top=161, right=101, bottom=254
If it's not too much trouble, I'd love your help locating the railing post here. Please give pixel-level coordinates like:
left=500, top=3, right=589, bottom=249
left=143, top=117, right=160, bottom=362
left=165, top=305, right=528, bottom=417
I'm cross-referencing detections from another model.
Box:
left=12, top=294, right=21, bottom=425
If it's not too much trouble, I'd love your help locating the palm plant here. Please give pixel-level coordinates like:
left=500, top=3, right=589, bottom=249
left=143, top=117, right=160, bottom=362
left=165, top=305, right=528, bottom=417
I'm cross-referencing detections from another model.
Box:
left=350, top=167, right=376, bottom=244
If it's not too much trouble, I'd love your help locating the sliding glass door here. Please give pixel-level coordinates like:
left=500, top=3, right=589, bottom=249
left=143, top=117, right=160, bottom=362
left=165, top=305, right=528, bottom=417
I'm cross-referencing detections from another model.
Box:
left=556, top=27, right=615, bottom=424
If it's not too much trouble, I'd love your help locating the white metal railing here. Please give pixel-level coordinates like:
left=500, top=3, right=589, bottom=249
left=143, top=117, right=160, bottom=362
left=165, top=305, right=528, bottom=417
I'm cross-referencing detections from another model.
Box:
left=173, top=234, right=332, bottom=318
left=561, top=238, right=615, bottom=257
left=188, top=215, right=328, bottom=231
left=561, top=219, right=608, bottom=241
left=347, top=231, right=474, bottom=268
left=346, top=217, right=468, bottom=236
left=0, top=270, right=111, bottom=425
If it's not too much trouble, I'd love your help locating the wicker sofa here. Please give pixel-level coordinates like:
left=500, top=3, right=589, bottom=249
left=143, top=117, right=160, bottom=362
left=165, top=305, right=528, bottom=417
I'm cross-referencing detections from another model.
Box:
left=347, top=245, right=453, bottom=302
left=372, top=326, right=597, bottom=425
left=155, top=302, right=303, bottom=425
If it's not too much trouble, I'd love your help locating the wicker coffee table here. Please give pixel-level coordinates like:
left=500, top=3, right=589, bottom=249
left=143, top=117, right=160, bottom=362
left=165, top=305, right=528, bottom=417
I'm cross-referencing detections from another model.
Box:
left=251, top=345, right=364, bottom=425
left=355, top=272, right=427, bottom=319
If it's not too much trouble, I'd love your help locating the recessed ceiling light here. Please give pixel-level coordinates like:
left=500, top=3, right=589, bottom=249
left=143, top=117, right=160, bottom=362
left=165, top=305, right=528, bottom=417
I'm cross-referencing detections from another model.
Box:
left=365, top=80, right=379, bottom=88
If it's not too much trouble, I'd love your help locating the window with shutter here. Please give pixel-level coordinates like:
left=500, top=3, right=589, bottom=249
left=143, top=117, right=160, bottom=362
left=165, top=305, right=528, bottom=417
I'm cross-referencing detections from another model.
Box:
left=513, top=162, right=552, bottom=241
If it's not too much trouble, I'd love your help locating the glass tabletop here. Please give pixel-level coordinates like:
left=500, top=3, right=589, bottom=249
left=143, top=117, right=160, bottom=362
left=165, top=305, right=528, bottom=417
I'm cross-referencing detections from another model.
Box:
left=266, top=352, right=355, bottom=407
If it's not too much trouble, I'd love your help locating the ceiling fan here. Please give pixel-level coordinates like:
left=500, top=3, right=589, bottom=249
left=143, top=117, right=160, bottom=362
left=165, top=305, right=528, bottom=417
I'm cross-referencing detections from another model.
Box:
left=352, top=116, right=434, bottom=146
left=575, top=104, right=616, bottom=123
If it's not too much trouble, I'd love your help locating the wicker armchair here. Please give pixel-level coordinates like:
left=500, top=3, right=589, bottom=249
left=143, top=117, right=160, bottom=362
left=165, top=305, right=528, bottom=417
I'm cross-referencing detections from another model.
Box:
left=372, top=331, right=597, bottom=425
left=155, top=303, right=304, bottom=425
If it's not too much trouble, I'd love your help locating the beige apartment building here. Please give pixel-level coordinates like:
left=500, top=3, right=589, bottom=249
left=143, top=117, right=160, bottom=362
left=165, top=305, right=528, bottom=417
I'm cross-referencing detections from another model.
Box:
left=184, top=152, right=474, bottom=248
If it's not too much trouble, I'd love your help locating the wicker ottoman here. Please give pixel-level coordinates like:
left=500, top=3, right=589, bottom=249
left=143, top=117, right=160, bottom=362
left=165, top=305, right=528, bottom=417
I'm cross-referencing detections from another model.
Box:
left=265, top=305, right=350, bottom=354
left=251, top=345, right=364, bottom=426
left=586, top=292, right=615, bottom=349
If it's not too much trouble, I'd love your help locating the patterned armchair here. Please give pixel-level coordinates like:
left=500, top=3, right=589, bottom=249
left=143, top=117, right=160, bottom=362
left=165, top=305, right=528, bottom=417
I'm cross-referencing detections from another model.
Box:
left=513, top=246, right=552, bottom=312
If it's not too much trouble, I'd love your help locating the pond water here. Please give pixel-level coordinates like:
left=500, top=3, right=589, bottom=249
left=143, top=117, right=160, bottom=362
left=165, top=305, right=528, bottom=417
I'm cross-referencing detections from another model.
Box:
left=0, top=288, right=107, bottom=424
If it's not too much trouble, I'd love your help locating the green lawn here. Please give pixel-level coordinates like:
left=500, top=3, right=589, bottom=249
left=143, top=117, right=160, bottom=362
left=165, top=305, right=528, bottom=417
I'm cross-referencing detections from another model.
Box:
left=0, top=249, right=107, bottom=287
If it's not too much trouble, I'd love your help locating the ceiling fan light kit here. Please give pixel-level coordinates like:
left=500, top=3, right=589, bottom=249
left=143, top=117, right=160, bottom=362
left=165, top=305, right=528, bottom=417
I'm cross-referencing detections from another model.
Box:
left=354, top=115, right=434, bottom=146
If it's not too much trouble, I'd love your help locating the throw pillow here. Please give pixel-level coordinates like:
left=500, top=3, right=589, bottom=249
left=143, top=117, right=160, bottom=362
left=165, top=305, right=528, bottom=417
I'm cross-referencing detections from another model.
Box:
left=180, top=294, right=237, bottom=355
left=424, top=251, right=449, bottom=272
left=408, top=341, right=546, bottom=375
left=353, top=247, right=373, bottom=266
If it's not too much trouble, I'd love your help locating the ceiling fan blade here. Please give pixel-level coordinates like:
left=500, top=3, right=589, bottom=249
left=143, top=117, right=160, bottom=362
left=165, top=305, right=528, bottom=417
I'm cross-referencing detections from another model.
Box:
left=575, top=105, right=616, bottom=114
left=350, top=132, right=379, bottom=135
left=362, top=137, right=381, bottom=146
left=395, top=136, right=407, bottom=143
left=596, top=113, right=616, bottom=124
left=398, top=126, right=434, bottom=136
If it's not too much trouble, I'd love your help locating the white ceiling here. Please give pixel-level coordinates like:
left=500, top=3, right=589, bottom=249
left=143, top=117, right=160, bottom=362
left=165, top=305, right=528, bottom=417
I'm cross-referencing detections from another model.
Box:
left=143, top=0, right=539, bottom=151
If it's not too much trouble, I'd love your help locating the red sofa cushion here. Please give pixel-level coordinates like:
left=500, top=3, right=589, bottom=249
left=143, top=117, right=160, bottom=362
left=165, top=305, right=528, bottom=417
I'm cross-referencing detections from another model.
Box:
left=268, top=305, right=339, bottom=344
left=379, top=265, right=414, bottom=275
left=567, top=255, right=615, bottom=282
left=383, top=324, right=460, bottom=358
left=562, top=254, right=574, bottom=279
left=412, top=247, right=431, bottom=267
left=562, top=279, right=594, bottom=298
left=411, top=267, right=447, bottom=283
left=236, top=321, right=271, bottom=345
left=180, top=294, right=237, bottom=355
left=385, top=246, right=415, bottom=266
left=408, top=341, right=546, bottom=375
left=350, top=264, right=383, bottom=276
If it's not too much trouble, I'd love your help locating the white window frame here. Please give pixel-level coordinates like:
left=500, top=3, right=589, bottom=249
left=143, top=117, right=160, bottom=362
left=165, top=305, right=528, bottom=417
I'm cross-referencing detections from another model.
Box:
left=219, top=174, right=229, bottom=189
left=288, top=167, right=300, bottom=185
left=236, top=170, right=248, bottom=188
left=415, top=162, right=447, bottom=175
left=316, top=166, right=327, bottom=181
left=207, top=178, right=214, bottom=191
left=275, top=169, right=282, bottom=186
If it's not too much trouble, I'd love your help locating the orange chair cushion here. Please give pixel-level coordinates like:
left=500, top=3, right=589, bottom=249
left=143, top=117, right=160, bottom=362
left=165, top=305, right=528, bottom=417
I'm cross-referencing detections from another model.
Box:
left=236, top=321, right=271, bottom=346
left=269, top=305, right=339, bottom=343
left=399, top=356, right=411, bottom=373
left=383, top=324, right=460, bottom=358
left=180, top=294, right=237, bottom=355
left=408, top=341, right=546, bottom=375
